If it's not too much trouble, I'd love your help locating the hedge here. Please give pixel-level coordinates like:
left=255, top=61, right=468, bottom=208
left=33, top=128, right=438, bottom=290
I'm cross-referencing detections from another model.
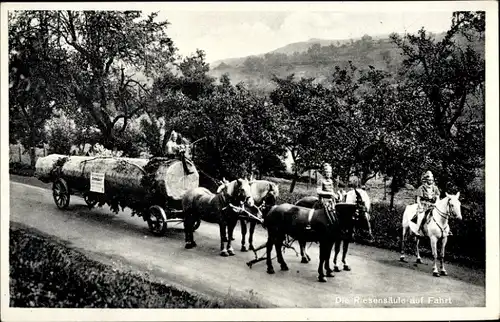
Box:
left=9, top=226, right=256, bottom=308
left=277, top=188, right=485, bottom=268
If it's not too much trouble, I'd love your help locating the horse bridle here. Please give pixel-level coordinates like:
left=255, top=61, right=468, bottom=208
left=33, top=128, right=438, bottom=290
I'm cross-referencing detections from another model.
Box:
left=430, top=197, right=456, bottom=238
left=433, top=198, right=454, bottom=219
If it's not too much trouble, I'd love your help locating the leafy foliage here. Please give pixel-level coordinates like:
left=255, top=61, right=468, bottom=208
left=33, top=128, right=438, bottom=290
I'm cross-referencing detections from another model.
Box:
left=9, top=11, right=68, bottom=165
left=9, top=10, right=485, bottom=264
left=44, top=111, right=78, bottom=155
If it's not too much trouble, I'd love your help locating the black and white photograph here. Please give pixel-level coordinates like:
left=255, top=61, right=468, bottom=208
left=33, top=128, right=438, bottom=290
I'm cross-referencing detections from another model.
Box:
left=1, top=1, right=498, bottom=321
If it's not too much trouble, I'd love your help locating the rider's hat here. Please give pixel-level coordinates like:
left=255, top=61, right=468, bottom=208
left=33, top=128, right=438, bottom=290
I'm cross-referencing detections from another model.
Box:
left=421, top=171, right=434, bottom=182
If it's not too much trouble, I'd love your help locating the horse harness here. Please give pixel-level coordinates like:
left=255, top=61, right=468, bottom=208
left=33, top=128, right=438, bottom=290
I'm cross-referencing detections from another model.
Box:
left=430, top=198, right=453, bottom=238
left=307, top=197, right=337, bottom=227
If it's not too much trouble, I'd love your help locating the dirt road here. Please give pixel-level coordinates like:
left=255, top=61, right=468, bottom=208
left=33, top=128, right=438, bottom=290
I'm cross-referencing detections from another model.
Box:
left=8, top=175, right=485, bottom=308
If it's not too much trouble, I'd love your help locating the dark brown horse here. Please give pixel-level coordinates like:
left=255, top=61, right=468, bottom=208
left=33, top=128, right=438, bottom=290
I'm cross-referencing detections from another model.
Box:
left=264, top=201, right=357, bottom=282
left=182, top=178, right=254, bottom=254
left=295, top=189, right=370, bottom=272
left=239, top=179, right=279, bottom=252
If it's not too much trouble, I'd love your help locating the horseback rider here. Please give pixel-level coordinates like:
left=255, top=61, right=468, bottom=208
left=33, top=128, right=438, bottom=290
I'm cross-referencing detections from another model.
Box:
left=415, top=170, right=442, bottom=235
left=306, top=163, right=336, bottom=229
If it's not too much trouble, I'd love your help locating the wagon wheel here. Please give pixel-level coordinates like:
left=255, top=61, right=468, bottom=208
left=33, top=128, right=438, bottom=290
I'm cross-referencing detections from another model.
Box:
left=147, top=205, right=168, bottom=236
left=52, top=178, right=70, bottom=210
left=83, top=192, right=98, bottom=208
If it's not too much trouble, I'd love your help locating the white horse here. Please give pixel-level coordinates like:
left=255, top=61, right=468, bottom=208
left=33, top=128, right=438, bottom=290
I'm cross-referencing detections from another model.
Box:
left=400, top=192, right=462, bottom=277
left=345, top=188, right=374, bottom=242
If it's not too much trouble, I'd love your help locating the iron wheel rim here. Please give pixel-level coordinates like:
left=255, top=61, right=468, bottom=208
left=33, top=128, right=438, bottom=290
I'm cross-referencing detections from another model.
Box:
left=53, top=181, right=69, bottom=208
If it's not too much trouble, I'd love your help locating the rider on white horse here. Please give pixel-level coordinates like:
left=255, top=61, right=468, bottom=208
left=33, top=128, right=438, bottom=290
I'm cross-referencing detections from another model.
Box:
left=414, top=171, right=445, bottom=236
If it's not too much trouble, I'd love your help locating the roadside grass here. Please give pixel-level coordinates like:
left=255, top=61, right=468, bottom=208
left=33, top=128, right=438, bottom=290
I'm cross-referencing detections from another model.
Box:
left=9, top=224, right=262, bottom=308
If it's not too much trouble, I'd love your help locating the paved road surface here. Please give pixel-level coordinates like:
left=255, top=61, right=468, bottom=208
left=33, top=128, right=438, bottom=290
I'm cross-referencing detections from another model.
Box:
left=8, top=176, right=485, bottom=308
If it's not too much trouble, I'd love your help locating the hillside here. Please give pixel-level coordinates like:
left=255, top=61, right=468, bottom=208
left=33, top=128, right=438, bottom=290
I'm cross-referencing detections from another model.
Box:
left=208, top=35, right=406, bottom=93
left=208, top=31, right=485, bottom=93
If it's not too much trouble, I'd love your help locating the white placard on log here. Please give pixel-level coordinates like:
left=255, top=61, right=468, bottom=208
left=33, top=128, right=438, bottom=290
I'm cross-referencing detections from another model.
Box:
left=90, top=172, right=105, bottom=193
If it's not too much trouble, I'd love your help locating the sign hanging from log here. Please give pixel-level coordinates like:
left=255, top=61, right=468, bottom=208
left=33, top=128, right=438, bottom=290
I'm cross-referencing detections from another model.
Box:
left=90, top=172, right=105, bottom=193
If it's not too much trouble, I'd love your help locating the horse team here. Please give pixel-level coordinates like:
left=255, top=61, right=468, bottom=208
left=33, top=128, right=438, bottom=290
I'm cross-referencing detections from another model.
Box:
left=181, top=176, right=462, bottom=282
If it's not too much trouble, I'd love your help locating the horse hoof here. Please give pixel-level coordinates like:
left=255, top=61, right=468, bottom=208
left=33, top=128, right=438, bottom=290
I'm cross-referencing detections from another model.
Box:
left=433, top=272, right=440, bottom=277
left=318, top=276, right=327, bottom=283
left=301, top=257, right=309, bottom=264
left=306, top=255, right=311, bottom=261
left=343, top=265, right=351, bottom=271
left=399, top=257, right=408, bottom=263
left=231, top=237, right=235, bottom=241
left=440, top=270, right=448, bottom=276
left=334, top=266, right=341, bottom=272
left=281, top=264, right=289, bottom=271
left=228, top=249, right=235, bottom=256
left=267, top=268, right=275, bottom=274
left=416, top=258, right=423, bottom=264
left=249, top=245, right=255, bottom=251
left=185, top=242, right=196, bottom=249
left=220, top=250, right=229, bottom=257
left=326, top=271, right=335, bottom=278
left=241, top=246, right=248, bottom=252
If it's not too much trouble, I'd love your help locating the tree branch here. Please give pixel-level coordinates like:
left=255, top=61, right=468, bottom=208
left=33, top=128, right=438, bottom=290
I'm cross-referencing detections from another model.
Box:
left=448, top=89, right=467, bottom=132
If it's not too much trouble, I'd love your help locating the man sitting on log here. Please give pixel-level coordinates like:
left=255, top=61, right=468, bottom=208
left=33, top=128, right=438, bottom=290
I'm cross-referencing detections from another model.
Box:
left=166, top=130, right=185, bottom=159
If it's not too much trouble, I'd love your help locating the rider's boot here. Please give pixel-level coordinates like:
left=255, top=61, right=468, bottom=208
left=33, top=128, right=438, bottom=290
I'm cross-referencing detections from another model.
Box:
left=419, top=213, right=427, bottom=236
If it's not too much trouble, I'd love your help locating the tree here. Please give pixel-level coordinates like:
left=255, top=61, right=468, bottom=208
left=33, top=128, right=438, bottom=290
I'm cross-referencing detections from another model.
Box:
left=51, top=11, right=177, bottom=149
left=9, top=11, right=68, bottom=166
left=389, top=12, right=484, bottom=140
left=137, top=50, right=215, bottom=157
left=389, top=11, right=485, bottom=194
left=269, top=74, right=341, bottom=192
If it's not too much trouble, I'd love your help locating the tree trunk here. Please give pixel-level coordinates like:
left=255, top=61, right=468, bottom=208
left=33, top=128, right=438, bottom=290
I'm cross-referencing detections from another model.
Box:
left=29, top=129, right=36, bottom=168
left=289, top=168, right=299, bottom=193
left=390, top=190, right=395, bottom=209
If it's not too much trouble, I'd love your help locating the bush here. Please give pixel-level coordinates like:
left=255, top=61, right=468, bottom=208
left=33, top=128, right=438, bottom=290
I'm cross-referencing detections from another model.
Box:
left=367, top=200, right=485, bottom=267
left=44, top=111, right=78, bottom=155
left=276, top=179, right=485, bottom=267
left=9, top=162, right=35, bottom=177
left=9, top=226, right=253, bottom=308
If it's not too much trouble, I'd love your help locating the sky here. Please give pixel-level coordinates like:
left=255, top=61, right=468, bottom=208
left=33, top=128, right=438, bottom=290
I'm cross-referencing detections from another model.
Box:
left=150, top=9, right=456, bottom=63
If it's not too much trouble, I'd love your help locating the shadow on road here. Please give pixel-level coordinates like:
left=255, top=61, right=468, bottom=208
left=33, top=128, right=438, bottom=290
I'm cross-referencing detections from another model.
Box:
left=375, top=258, right=485, bottom=287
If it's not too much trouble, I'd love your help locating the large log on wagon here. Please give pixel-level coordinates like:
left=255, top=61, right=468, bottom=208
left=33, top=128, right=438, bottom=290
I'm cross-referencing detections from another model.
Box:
left=35, top=154, right=199, bottom=209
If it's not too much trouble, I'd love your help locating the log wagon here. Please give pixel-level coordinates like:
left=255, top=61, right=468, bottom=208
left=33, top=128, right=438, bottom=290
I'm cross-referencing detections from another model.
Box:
left=35, top=154, right=201, bottom=235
